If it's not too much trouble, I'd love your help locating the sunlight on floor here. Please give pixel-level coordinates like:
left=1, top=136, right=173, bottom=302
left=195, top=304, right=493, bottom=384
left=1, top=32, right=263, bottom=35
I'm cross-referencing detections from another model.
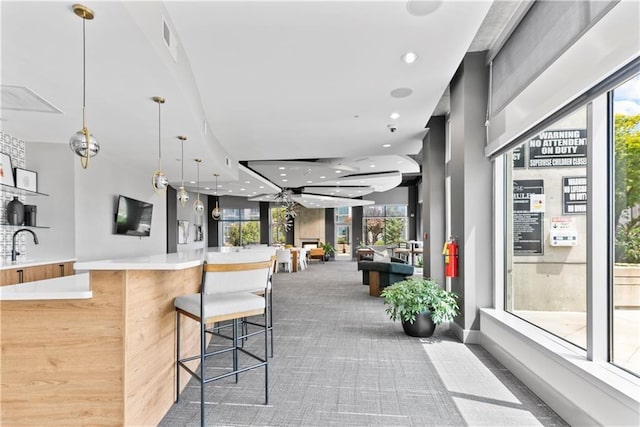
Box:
left=423, top=338, right=550, bottom=426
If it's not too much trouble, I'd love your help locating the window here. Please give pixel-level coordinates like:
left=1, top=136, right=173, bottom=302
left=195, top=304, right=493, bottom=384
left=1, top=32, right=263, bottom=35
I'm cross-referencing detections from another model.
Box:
left=499, top=67, right=640, bottom=376
left=504, top=107, right=588, bottom=349
left=612, top=74, right=640, bottom=374
left=221, top=207, right=260, bottom=246
left=335, top=207, right=351, bottom=256
left=270, top=207, right=287, bottom=245
left=363, top=204, right=407, bottom=245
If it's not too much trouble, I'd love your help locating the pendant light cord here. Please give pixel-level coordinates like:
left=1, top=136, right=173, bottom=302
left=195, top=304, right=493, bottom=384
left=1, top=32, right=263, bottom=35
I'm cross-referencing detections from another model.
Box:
left=181, top=139, right=184, bottom=186
left=158, top=102, right=162, bottom=169
left=82, top=17, right=86, bottom=129
left=196, top=161, right=201, bottom=200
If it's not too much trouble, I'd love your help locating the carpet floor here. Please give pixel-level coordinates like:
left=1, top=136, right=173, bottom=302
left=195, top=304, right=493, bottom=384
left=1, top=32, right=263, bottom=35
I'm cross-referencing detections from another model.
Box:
left=160, top=260, right=568, bottom=426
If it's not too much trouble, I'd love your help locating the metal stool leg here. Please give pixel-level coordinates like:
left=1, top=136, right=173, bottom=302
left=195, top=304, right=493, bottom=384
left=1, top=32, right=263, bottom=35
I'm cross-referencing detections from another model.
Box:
left=175, top=311, right=181, bottom=403
left=200, top=316, right=206, bottom=426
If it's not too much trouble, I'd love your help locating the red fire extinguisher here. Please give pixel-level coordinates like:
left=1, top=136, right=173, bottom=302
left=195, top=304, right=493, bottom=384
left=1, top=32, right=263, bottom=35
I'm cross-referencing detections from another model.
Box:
left=443, top=238, right=459, bottom=278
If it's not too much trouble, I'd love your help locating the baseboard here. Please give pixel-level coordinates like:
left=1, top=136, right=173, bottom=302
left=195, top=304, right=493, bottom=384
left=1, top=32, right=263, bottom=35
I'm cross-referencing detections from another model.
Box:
left=449, top=321, right=482, bottom=344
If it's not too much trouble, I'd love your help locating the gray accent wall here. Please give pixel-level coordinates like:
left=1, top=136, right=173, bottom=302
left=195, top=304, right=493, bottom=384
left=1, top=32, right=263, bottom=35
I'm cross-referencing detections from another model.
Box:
left=449, top=52, right=493, bottom=336
left=422, top=116, right=446, bottom=285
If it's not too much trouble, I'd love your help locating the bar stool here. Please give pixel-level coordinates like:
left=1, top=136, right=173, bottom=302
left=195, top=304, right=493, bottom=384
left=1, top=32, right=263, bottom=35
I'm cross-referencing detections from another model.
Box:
left=243, top=255, right=276, bottom=357
left=174, top=256, right=272, bottom=426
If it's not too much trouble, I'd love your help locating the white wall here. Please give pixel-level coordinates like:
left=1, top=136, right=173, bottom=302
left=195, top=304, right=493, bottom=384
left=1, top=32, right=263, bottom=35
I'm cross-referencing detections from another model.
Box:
left=24, top=142, right=76, bottom=260
left=73, top=152, right=167, bottom=262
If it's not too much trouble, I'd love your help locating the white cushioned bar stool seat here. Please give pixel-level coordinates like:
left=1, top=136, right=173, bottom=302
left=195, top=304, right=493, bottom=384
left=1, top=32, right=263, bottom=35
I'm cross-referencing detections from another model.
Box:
left=174, top=255, right=272, bottom=427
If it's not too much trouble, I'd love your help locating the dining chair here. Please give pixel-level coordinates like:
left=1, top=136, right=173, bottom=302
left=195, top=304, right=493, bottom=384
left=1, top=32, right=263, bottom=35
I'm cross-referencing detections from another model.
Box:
left=298, top=247, right=308, bottom=271
left=275, top=249, right=292, bottom=272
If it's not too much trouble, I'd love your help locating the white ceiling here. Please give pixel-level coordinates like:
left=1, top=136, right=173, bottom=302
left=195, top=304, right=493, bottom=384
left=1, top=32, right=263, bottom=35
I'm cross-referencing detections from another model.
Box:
left=0, top=1, right=504, bottom=205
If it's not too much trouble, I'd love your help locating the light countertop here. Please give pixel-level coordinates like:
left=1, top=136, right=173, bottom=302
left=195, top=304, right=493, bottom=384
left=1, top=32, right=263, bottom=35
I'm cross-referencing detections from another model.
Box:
left=74, top=248, right=278, bottom=271
left=0, top=258, right=76, bottom=271
left=74, top=251, right=206, bottom=271
left=0, top=273, right=91, bottom=301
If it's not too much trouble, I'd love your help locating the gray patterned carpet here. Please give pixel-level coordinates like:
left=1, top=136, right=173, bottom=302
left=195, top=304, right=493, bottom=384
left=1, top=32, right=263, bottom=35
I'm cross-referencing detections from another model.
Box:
left=160, top=260, right=567, bottom=426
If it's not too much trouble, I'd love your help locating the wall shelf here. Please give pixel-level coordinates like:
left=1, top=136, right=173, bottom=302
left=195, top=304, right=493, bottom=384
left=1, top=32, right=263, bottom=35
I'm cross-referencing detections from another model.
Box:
left=1, top=182, right=48, bottom=197
left=1, top=224, right=50, bottom=229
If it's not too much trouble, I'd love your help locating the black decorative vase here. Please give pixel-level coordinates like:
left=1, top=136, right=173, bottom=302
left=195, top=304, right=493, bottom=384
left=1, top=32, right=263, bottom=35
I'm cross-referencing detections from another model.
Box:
left=401, top=311, right=436, bottom=337
left=7, top=196, right=24, bottom=226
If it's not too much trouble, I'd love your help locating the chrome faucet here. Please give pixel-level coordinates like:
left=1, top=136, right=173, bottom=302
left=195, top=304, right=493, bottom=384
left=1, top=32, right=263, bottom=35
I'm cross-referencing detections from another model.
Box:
left=11, top=228, right=39, bottom=262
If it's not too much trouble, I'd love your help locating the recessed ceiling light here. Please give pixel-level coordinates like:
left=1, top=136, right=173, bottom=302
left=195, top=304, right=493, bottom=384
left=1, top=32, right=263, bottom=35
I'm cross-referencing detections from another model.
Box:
left=240, top=188, right=245, bottom=191
left=282, top=179, right=288, bottom=182
left=320, top=176, right=326, bottom=179
left=401, top=52, right=418, bottom=64
left=396, top=160, right=403, bottom=164
left=370, top=164, right=376, bottom=167
left=259, top=185, right=264, bottom=189
left=189, top=180, right=196, bottom=184
left=280, top=173, right=286, bottom=176
left=245, top=181, right=251, bottom=184
left=335, top=170, right=341, bottom=174
left=307, top=180, right=313, bottom=184
left=390, top=112, right=400, bottom=120
left=278, top=166, right=286, bottom=170
left=390, top=87, right=413, bottom=98
left=382, top=144, right=391, bottom=148
left=406, top=0, right=441, bottom=16
left=217, top=184, right=222, bottom=188
left=228, top=189, right=233, bottom=193
left=204, top=187, right=210, bottom=190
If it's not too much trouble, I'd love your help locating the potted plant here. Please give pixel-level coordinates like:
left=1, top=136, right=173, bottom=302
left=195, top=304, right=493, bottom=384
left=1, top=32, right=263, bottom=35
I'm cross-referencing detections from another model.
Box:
left=380, top=277, right=459, bottom=337
left=320, top=242, right=335, bottom=261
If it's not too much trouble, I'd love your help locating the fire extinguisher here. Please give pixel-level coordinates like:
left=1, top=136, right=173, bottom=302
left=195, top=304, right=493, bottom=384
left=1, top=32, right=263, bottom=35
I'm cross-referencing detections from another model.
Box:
left=443, top=238, right=459, bottom=278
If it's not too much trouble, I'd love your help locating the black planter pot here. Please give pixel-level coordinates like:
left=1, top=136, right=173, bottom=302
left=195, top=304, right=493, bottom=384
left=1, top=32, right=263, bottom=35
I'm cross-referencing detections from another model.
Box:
left=401, top=311, right=436, bottom=337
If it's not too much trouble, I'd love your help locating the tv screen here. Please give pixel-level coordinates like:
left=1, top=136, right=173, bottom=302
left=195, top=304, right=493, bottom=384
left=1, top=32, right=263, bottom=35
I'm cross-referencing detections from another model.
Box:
left=114, top=195, right=153, bottom=236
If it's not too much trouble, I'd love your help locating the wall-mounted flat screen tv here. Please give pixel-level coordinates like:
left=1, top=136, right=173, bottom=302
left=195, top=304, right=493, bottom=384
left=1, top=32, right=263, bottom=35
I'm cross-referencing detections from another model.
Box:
left=114, top=195, right=153, bottom=237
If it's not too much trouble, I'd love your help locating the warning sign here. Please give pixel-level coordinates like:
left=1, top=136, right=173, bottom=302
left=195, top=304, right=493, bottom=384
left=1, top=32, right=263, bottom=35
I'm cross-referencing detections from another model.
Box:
left=562, top=176, right=587, bottom=215
left=528, top=129, right=587, bottom=168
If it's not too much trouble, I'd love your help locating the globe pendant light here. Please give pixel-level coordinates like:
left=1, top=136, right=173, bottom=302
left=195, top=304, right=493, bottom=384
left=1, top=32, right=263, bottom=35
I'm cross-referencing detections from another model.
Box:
left=151, top=96, right=168, bottom=194
left=211, top=173, right=222, bottom=220
left=69, top=4, right=99, bottom=169
left=177, top=136, right=189, bottom=207
left=193, top=159, right=204, bottom=215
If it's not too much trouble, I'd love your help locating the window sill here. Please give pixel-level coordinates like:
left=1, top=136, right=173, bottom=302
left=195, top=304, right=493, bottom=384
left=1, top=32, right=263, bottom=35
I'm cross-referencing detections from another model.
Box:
left=480, top=308, right=639, bottom=426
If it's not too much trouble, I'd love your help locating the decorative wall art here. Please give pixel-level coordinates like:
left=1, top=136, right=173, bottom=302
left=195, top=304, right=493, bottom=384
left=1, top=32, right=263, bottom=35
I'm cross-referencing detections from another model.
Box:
left=178, top=220, right=189, bottom=244
left=0, top=152, right=15, bottom=187
left=14, top=168, right=37, bottom=192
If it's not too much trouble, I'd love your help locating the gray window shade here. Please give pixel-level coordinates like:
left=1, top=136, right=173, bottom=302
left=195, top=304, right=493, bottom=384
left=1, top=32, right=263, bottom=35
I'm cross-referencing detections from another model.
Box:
left=491, top=0, right=617, bottom=117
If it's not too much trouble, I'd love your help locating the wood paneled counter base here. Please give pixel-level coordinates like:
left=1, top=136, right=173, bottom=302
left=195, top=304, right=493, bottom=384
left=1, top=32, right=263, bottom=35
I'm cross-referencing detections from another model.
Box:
left=1, top=266, right=203, bottom=426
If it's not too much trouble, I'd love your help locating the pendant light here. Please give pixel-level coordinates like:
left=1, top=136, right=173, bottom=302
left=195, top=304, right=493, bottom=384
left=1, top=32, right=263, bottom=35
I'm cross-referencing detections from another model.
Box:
left=193, top=159, right=204, bottom=215
left=151, top=96, right=168, bottom=194
left=177, top=136, right=189, bottom=207
left=69, top=4, right=99, bottom=169
left=211, top=173, right=222, bottom=220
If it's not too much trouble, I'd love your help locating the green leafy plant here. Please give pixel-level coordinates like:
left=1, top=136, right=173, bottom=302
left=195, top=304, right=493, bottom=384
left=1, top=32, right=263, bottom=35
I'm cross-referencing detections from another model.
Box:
left=320, top=242, right=335, bottom=256
left=380, top=278, right=459, bottom=324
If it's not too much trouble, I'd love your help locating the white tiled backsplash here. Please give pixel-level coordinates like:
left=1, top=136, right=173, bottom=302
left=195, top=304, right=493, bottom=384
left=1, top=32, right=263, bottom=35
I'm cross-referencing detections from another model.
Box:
left=1, top=131, right=27, bottom=260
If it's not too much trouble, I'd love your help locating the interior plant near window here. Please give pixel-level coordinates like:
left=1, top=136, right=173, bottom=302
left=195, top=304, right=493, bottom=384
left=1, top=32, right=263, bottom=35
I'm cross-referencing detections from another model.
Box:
left=380, top=278, right=459, bottom=337
left=320, top=242, right=335, bottom=261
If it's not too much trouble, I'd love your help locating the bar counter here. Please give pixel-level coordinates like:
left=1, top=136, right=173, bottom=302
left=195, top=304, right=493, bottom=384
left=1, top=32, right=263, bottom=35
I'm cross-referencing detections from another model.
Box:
left=1, top=250, right=210, bottom=426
